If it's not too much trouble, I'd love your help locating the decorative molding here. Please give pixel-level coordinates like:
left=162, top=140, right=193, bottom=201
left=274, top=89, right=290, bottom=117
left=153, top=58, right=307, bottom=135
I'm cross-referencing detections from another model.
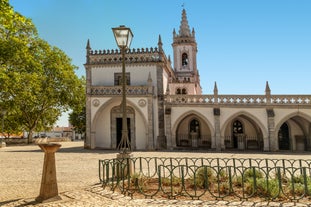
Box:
left=266, top=109, right=275, bottom=117
left=165, top=95, right=311, bottom=106
left=165, top=107, right=171, bottom=115
left=87, top=48, right=161, bottom=65
left=213, top=108, right=220, bottom=116
left=90, top=86, right=150, bottom=96
left=92, top=99, right=100, bottom=107
left=138, top=99, right=146, bottom=107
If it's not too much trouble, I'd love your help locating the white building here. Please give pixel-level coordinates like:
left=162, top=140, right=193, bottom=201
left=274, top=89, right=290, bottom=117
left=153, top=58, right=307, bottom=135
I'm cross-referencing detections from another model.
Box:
left=84, top=9, right=311, bottom=152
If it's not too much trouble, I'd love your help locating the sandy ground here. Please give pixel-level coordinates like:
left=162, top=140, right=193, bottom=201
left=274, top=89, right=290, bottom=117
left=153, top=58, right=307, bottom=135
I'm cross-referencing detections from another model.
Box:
left=1, top=141, right=311, bottom=203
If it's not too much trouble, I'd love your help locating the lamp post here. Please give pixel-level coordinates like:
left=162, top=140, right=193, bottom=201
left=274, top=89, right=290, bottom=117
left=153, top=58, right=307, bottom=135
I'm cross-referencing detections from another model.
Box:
left=112, top=25, right=133, bottom=154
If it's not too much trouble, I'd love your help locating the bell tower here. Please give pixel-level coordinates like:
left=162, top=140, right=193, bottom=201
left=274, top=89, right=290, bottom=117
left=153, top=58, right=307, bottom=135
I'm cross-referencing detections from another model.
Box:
left=171, top=9, right=201, bottom=95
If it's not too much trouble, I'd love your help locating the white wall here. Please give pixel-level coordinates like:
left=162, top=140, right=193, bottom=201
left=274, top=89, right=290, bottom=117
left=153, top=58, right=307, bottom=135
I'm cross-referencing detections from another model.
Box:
left=91, top=65, right=158, bottom=86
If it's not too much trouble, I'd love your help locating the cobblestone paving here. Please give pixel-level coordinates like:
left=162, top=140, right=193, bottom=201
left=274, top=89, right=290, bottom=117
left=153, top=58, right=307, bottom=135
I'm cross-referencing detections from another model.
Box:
left=2, top=142, right=311, bottom=206
left=2, top=184, right=311, bottom=207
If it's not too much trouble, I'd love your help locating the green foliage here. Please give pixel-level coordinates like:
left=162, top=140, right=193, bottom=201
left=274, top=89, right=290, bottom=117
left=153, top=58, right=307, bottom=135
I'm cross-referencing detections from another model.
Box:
left=190, top=166, right=215, bottom=189
left=69, top=77, right=86, bottom=135
left=130, top=173, right=148, bottom=190
left=243, top=168, right=264, bottom=181
left=161, top=175, right=182, bottom=186
left=286, top=175, right=311, bottom=196
left=0, top=0, right=85, bottom=142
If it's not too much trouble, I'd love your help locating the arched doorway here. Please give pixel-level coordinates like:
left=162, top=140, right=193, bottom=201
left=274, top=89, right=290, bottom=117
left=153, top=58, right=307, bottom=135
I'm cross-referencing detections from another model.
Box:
left=278, top=123, right=290, bottom=150
left=111, top=106, right=135, bottom=149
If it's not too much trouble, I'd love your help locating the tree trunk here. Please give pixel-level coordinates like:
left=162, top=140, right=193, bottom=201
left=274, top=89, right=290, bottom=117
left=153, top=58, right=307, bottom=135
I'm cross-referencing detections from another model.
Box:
left=28, top=130, right=33, bottom=144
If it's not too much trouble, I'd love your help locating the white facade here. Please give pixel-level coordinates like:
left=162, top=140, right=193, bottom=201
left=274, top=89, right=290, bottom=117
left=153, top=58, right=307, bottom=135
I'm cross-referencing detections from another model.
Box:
left=85, top=9, right=311, bottom=152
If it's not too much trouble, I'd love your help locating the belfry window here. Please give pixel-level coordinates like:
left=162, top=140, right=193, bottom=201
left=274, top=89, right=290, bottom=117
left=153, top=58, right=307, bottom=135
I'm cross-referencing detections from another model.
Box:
left=182, top=88, right=187, bottom=94
left=182, top=53, right=188, bottom=66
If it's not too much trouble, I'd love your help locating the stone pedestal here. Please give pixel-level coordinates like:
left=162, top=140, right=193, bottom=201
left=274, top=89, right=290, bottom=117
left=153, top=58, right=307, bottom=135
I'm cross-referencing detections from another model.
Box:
left=36, top=143, right=62, bottom=203
left=116, top=152, right=133, bottom=178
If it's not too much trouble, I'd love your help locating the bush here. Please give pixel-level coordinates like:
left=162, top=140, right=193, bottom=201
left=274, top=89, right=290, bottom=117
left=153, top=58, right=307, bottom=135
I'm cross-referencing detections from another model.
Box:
left=190, top=166, right=215, bottom=189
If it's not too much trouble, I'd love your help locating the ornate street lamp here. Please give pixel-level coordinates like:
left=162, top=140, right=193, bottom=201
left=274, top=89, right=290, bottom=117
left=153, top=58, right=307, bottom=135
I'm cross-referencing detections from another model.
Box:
left=112, top=25, right=133, bottom=154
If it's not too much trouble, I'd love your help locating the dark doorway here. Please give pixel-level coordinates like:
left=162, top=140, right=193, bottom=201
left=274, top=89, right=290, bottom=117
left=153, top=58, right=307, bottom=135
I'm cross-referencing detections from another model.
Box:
left=278, top=123, right=290, bottom=150
left=116, top=118, right=131, bottom=148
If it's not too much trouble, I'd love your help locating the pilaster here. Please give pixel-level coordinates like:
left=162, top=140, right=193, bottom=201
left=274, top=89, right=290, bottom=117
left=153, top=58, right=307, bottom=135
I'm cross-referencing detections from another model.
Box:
left=147, top=96, right=154, bottom=149
left=156, top=66, right=167, bottom=149
left=165, top=107, right=172, bottom=149
left=213, top=108, right=222, bottom=151
left=267, top=109, right=276, bottom=151
left=84, top=65, right=92, bottom=149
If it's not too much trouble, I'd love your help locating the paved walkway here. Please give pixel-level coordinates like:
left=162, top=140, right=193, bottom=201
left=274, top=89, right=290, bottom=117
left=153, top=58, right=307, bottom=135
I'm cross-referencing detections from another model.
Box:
left=1, top=141, right=311, bottom=206
left=2, top=184, right=311, bottom=207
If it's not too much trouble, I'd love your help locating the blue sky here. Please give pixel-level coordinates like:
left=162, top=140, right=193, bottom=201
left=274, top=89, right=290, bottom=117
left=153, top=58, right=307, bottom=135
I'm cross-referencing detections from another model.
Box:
left=9, top=0, right=311, bottom=125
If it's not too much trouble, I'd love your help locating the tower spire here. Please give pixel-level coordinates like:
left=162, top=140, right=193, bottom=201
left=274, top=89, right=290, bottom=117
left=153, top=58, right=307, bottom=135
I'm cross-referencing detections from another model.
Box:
left=265, top=81, right=271, bottom=95
left=179, top=9, right=191, bottom=37
left=214, top=82, right=218, bottom=95
left=86, top=39, right=91, bottom=50
left=158, top=34, right=163, bottom=51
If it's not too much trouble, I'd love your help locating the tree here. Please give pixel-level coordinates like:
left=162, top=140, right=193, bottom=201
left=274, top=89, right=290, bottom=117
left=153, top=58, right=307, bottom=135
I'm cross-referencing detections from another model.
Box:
left=0, top=0, right=85, bottom=143
left=69, top=106, right=86, bottom=138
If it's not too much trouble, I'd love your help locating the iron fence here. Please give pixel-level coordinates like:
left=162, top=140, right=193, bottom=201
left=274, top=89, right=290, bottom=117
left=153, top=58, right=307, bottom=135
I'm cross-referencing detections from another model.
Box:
left=99, top=157, right=311, bottom=202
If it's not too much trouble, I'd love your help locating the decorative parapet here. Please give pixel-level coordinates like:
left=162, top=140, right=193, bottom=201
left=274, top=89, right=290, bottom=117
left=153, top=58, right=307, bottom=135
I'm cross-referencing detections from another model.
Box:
left=87, top=48, right=162, bottom=65
left=90, top=86, right=151, bottom=96
left=165, top=94, right=311, bottom=106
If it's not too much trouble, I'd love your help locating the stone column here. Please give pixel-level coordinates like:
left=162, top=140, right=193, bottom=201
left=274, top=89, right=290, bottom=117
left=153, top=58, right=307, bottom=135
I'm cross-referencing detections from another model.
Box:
left=267, top=109, right=276, bottom=151
left=147, top=96, right=154, bottom=150
left=36, top=143, right=62, bottom=203
left=214, top=108, right=222, bottom=151
left=165, top=107, right=172, bottom=149
left=156, top=66, right=167, bottom=149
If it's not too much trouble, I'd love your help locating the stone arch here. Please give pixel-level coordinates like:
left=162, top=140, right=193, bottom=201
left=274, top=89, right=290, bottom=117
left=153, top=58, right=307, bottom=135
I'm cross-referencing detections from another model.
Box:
left=171, top=110, right=214, bottom=148
left=275, top=111, right=311, bottom=132
left=172, top=110, right=214, bottom=136
left=221, top=110, right=267, bottom=150
left=221, top=111, right=267, bottom=138
left=275, top=111, right=311, bottom=151
left=91, top=97, right=148, bottom=149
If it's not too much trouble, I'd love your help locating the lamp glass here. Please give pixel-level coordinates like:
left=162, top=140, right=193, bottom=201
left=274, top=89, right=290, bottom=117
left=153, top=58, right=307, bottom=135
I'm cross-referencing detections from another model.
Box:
left=112, top=25, right=133, bottom=49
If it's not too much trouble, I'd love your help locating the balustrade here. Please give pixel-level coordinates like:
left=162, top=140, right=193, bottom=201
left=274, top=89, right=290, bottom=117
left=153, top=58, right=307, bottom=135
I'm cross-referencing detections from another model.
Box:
left=90, top=86, right=150, bottom=96
left=165, top=95, right=311, bottom=106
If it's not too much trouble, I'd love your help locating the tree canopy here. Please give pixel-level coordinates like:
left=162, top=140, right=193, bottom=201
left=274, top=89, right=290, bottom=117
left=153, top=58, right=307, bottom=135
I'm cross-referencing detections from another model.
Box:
left=0, top=0, right=85, bottom=142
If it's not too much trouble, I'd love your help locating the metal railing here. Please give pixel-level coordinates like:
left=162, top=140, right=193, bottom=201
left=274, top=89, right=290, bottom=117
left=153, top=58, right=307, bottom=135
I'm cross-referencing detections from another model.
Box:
left=99, top=157, right=311, bottom=202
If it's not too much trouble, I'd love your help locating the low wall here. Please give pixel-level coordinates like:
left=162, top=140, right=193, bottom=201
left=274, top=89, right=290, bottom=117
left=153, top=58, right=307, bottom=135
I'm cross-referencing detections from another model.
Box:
left=3, top=137, right=71, bottom=145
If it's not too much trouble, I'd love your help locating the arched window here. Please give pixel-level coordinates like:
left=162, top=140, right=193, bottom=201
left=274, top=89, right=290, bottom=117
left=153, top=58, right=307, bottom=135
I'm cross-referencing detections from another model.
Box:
left=182, top=53, right=188, bottom=66
left=233, top=120, right=243, bottom=134
left=190, top=119, right=200, bottom=135
left=182, top=88, right=187, bottom=94
left=232, top=120, right=243, bottom=148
